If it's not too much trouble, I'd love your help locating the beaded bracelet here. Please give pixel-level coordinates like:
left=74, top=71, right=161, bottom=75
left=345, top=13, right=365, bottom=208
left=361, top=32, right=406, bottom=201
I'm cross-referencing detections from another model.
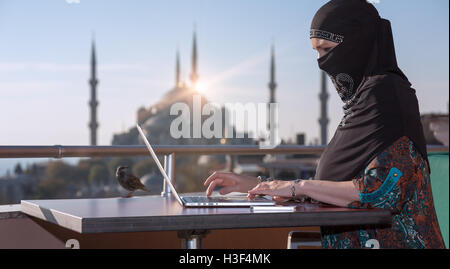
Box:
left=291, top=179, right=303, bottom=202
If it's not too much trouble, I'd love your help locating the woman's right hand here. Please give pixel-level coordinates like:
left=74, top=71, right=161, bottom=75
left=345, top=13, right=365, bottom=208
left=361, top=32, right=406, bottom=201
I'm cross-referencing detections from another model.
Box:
left=203, top=171, right=259, bottom=197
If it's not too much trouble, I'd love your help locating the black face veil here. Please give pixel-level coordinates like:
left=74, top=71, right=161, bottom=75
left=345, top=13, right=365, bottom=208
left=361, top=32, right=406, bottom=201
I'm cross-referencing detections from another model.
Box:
left=311, top=0, right=430, bottom=181
left=311, top=0, right=379, bottom=104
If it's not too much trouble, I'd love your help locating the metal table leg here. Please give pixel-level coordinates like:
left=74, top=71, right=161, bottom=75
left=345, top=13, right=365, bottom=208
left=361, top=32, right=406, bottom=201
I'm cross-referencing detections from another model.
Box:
left=177, top=230, right=210, bottom=249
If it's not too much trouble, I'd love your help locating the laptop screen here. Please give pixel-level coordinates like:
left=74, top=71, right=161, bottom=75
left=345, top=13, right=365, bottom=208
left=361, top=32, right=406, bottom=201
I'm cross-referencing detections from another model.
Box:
left=136, top=124, right=184, bottom=205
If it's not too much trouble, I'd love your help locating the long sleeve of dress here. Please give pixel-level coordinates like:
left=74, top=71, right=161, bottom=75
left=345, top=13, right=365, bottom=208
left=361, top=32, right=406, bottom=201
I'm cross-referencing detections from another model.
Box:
left=321, top=136, right=445, bottom=249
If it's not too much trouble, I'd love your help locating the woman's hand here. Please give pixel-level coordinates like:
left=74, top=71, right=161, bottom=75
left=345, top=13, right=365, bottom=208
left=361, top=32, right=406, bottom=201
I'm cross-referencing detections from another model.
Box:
left=203, top=171, right=259, bottom=197
left=247, top=180, right=294, bottom=201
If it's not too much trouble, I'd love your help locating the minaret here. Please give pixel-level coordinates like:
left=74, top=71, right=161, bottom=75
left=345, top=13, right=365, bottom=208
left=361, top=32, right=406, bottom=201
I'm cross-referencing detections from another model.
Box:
left=268, top=45, right=277, bottom=104
left=319, top=71, right=329, bottom=145
left=190, top=29, right=199, bottom=88
left=175, top=49, right=181, bottom=88
left=267, top=44, right=279, bottom=147
left=88, top=39, right=99, bottom=146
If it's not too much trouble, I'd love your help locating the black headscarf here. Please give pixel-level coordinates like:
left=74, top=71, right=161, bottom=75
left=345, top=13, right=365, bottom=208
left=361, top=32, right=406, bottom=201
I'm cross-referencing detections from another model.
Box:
left=311, top=0, right=430, bottom=181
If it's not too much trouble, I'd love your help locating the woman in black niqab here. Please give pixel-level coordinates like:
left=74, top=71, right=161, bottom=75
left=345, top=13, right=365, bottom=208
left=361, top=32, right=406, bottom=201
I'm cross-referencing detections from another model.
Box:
left=310, top=0, right=429, bottom=182
left=205, top=0, right=445, bottom=249
left=308, top=0, right=445, bottom=249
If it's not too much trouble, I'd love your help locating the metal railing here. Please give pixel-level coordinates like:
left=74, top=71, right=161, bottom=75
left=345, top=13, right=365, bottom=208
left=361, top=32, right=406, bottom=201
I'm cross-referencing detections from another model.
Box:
left=1, top=144, right=448, bottom=196
left=0, top=145, right=326, bottom=158
left=0, top=144, right=447, bottom=158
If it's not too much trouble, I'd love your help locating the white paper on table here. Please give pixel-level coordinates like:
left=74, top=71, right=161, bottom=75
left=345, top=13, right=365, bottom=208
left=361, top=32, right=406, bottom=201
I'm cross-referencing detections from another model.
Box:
left=250, top=206, right=297, bottom=213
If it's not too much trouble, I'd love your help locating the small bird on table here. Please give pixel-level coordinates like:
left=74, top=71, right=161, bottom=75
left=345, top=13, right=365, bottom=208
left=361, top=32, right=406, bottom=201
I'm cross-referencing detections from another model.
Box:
left=115, top=166, right=150, bottom=198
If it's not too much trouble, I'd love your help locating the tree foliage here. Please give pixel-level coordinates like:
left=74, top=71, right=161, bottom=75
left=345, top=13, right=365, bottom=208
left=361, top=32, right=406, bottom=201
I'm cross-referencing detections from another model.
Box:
left=37, top=161, right=77, bottom=199
left=88, top=164, right=110, bottom=186
left=132, top=159, right=157, bottom=178
left=14, top=163, right=23, bottom=175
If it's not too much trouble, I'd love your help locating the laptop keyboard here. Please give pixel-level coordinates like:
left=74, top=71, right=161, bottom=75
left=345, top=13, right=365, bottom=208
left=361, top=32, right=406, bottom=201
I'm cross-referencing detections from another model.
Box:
left=183, top=196, right=231, bottom=203
left=182, top=196, right=267, bottom=203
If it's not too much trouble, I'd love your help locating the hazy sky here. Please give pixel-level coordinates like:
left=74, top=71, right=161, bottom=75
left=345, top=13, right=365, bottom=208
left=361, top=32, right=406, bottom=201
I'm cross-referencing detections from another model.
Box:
left=0, top=0, right=449, bottom=173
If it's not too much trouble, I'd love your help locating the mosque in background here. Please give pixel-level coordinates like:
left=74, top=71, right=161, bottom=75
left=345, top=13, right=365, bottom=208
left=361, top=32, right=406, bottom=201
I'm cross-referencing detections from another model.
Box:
left=87, top=29, right=331, bottom=148
left=104, top=30, right=274, bottom=147
left=86, top=29, right=331, bottom=180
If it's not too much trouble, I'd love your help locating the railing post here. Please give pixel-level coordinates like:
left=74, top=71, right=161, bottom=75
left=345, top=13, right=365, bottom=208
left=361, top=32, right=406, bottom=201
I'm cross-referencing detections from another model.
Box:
left=161, top=153, right=175, bottom=197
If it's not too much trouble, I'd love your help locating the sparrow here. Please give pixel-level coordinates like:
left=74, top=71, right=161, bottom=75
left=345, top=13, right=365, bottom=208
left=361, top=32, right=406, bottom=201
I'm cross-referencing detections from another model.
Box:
left=115, top=166, right=150, bottom=198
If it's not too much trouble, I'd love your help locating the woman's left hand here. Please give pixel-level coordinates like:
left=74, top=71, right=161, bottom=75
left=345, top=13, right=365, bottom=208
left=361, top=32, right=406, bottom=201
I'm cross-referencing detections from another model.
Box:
left=247, top=180, right=294, bottom=202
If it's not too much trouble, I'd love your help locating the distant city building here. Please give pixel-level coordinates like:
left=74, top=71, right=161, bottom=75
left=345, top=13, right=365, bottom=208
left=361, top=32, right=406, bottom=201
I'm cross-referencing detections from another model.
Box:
left=421, top=113, right=449, bottom=146
left=0, top=174, right=29, bottom=203
left=296, top=133, right=305, bottom=145
left=0, top=163, right=45, bottom=204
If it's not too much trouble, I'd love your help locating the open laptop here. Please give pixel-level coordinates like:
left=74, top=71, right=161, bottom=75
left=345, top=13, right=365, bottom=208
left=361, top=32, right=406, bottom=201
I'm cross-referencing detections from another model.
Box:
left=136, top=124, right=276, bottom=207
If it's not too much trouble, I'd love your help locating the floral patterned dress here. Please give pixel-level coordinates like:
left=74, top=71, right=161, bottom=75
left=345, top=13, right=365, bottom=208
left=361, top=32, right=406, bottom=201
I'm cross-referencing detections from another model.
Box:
left=321, top=136, right=445, bottom=249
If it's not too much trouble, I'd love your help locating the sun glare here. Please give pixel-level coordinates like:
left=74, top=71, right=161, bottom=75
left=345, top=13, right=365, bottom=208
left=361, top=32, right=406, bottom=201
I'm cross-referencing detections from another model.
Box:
left=194, top=81, right=207, bottom=93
